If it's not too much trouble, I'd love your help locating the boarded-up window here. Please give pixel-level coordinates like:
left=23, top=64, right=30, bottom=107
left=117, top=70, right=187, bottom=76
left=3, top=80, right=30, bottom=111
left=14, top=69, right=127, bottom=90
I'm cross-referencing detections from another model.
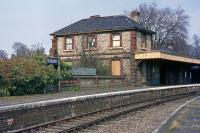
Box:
left=112, top=61, right=121, bottom=75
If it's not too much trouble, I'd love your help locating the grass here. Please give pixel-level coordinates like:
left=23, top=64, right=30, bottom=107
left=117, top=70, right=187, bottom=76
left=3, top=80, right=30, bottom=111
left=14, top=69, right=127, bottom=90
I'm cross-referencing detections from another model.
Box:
left=168, top=119, right=181, bottom=133
left=168, top=111, right=186, bottom=133
left=62, top=86, right=81, bottom=92
left=71, top=86, right=80, bottom=92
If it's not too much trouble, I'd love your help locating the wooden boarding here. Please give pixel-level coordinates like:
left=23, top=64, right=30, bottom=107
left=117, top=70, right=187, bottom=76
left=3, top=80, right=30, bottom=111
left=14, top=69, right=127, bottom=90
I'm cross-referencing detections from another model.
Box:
left=135, top=51, right=200, bottom=64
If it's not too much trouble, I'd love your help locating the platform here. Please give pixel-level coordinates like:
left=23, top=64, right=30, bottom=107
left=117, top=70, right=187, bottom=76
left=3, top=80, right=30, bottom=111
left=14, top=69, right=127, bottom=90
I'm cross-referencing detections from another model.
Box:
left=158, top=95, right=200, bottom=133
left=0, top=84, right=199, bottom=132
left=0, top=86, right=146, bottom=107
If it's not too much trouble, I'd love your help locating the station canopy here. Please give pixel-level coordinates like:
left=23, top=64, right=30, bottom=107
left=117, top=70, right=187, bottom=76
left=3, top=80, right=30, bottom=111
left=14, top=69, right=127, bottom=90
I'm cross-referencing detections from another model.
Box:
left=135, top=51, right=200, bottom=65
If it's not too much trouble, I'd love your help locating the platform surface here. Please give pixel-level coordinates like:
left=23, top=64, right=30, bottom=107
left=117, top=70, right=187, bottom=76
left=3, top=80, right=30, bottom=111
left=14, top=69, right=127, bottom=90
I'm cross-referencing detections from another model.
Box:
left=158, top=96, right=200, bottom=133
left=0, top=86, right=149, bottom=107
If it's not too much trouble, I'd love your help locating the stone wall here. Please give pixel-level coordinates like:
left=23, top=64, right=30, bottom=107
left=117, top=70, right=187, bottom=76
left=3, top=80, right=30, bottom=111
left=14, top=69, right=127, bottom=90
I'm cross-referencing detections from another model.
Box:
left=57, top=31, right=132, bottom=57
left=57, top=37, right=65, bottom=55
left=76, top=76, right=130, bottom=89
left=146, top=35, right=152, bottom=51
left=136, top=32, right=151, bottom=51
left=57, top=31, right=133, bottom=81
left=136, top=32, right=142, bottom=51
left=51, top=30, right=152, bottom=84
left=123, top=58, right=131, bottom=80
left=0, top=84, right=199, bottom=132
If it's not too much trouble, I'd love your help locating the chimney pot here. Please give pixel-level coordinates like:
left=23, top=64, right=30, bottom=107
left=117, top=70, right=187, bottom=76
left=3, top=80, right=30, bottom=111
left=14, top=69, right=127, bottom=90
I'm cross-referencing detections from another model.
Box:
left=90, top=15, right=100, bottom=19
left=132, top=10, right=140, bottom=23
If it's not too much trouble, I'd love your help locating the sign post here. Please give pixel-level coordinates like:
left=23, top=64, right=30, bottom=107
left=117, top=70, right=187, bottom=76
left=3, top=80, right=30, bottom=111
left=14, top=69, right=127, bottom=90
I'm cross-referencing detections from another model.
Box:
left=58, top=56, right=61, bottom=92
left=47, top=57, right=61, bottom=92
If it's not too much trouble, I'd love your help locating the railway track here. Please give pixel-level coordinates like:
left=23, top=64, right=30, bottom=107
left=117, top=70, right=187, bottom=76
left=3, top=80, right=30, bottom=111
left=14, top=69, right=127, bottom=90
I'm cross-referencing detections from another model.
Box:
left=9, top=93, right=197, bottom=133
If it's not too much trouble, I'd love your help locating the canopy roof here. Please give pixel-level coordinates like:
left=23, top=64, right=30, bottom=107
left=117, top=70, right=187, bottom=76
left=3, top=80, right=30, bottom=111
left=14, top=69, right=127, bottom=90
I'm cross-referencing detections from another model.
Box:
left=135, top=51, right=200, bottom=65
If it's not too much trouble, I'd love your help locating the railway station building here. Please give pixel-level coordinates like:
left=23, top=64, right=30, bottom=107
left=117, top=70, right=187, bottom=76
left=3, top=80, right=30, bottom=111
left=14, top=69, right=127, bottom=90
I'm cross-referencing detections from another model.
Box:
left=49, top=12, right=200, bottom=86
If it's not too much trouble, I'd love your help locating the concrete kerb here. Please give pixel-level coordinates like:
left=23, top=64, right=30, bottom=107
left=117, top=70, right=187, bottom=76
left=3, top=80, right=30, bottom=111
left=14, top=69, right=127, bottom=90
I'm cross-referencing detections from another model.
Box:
left=0, top=84, right=200, bottom=113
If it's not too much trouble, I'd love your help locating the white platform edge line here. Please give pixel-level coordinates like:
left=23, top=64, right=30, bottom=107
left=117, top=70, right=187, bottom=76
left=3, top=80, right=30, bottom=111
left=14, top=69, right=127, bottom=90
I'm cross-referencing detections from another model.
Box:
left=152, top=95, right=200, bottom=133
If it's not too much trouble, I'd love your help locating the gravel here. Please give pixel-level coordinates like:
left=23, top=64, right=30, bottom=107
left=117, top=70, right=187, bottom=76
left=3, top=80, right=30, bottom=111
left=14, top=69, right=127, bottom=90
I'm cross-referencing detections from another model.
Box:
left=79, top=96, right=196, bottom=133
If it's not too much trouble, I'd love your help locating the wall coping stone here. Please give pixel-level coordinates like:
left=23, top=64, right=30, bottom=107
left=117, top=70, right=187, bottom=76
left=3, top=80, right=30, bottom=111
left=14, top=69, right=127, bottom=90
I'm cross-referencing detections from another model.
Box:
left=0, top=84, right=200, bottom=113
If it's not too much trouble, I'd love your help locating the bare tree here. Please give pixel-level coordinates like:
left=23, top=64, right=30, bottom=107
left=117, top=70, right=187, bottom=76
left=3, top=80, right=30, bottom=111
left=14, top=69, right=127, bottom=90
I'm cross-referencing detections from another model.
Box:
left=192, top=34, right=200, bottom=58
left=30, top=42, right=45, bottom=55
left=128, top=2, right=189, bottom=50
left=12, top=42, right=46, bottom=58
left=12, top=42, right=30, bottom=58
left=78, top=33, right=104, bottom=67
left=0, top=50, right=8, bottom=59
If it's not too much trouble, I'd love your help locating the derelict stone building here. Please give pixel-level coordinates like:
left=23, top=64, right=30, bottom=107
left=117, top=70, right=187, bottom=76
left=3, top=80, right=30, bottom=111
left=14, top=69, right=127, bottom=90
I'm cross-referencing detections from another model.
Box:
left=49, top=12, right=200, bottom=85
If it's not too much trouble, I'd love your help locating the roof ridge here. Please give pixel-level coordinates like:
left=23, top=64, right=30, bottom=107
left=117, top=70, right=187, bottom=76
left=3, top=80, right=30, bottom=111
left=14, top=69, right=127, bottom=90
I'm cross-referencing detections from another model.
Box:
left=51, top=14, right=155, bottom=36
left=96, top=14, right=126, bottom=18
left=78, top=15, right=126, bottom=20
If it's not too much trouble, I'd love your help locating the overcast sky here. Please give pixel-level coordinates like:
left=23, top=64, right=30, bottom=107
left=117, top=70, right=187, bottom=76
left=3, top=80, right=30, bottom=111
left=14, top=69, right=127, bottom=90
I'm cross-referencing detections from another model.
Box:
left=0, top=0, right=200, bottom=55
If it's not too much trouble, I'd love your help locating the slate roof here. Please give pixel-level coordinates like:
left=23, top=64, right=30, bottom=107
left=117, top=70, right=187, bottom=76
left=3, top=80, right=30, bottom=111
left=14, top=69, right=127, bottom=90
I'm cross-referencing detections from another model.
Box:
left=51, top=15, right=154, bottom=36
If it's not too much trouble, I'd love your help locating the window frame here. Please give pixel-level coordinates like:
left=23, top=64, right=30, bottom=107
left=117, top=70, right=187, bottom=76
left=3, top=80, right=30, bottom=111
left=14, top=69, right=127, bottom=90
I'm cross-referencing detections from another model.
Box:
left=65, top=35, right=74, bottom=50
left=88, top=33, right=97, bottom=48
left=111, top=32, right=122, bottom=47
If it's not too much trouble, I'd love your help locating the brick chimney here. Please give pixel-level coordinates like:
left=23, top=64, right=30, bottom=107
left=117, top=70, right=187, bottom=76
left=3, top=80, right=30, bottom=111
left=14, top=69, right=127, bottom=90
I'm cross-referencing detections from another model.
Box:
left=131, top=10, right=140, bottom=23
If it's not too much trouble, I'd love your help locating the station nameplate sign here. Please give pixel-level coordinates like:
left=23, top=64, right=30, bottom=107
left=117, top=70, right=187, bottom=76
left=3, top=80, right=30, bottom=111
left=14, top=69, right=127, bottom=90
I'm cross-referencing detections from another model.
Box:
left=47, top=57, right=59, bottom=65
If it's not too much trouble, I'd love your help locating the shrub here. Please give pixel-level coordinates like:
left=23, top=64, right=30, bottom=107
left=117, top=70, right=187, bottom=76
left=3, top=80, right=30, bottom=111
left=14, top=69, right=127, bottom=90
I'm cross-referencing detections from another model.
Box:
left=60, top=60, right=72, bottom=79
left=0, top=87, right=9, bottom=97
left=0, top=55, right=70, bottom=96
